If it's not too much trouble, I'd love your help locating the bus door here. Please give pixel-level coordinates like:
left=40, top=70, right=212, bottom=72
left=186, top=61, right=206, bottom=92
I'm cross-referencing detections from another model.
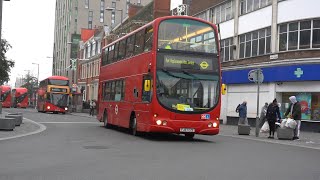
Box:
left=133, top=75, right=152, bottom=129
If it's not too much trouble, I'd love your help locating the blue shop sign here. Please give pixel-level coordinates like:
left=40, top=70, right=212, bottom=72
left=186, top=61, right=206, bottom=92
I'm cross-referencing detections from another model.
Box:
left=222, top=64, right=320, bottom=84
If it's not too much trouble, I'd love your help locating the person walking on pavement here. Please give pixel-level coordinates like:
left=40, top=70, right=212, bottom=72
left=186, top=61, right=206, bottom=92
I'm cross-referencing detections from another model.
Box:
left=236, top=101, right=248, bottom=125
left=266, top=99, right=281, bottom=139
left=89, top=100, right=96, bottom=116
left=259, top=102, right=268, bottom=128
left=284, top=96, right=302, bottom=140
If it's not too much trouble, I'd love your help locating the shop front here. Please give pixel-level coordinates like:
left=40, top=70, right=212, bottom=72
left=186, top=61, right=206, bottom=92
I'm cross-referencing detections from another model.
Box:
left=221, top=63, right=320, bottom=132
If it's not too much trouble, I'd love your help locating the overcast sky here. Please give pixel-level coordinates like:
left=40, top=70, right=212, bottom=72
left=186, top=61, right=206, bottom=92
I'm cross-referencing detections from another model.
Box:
left=3, top=0, right=55, bottom=87
left=2, top=0, right=181, bottom=87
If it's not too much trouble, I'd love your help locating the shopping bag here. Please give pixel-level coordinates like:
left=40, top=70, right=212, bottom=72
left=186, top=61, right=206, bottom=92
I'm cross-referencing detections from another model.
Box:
left=286, top=118, right=297, bottom=129
left=260, top=121, right=269, bottom=133
left=280, top=119, right=287, bottom=128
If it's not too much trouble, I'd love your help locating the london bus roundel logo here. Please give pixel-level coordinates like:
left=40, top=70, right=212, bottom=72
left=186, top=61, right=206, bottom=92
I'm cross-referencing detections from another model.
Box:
left=115, top=105, right=119, bottom=115
left=200, top=61, right=209, bottom=69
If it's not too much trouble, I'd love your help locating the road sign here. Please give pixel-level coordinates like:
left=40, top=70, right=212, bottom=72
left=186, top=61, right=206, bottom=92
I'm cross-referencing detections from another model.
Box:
left=248, top=69, right=264, bottom=84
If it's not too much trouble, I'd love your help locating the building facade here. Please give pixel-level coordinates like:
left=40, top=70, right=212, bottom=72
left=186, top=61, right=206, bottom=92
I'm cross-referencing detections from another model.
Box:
left=53, top=0, right=151, bottom=83
left=190, top=0, right=320, bottom=128
left=77, top=28, right=104, bottom=102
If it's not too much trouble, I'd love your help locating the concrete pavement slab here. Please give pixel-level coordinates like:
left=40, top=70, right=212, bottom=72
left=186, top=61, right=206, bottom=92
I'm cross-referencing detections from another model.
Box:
left=219, top=124, right=320, bottom=150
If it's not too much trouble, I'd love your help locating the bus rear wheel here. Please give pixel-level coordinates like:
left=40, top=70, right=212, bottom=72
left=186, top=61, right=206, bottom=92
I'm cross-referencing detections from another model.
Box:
left=103, top=111, right=110, bottom=129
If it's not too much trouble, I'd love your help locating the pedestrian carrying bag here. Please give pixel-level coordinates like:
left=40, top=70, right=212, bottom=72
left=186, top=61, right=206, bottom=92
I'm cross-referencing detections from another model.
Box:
left=260, top=121, right=269, bottom=133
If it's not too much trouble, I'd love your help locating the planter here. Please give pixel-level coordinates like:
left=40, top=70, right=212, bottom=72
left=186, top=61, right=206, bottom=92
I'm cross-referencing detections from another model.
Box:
left=5, top=115, right=23, bottom=126
left=0, top=117, right=15, bottom=130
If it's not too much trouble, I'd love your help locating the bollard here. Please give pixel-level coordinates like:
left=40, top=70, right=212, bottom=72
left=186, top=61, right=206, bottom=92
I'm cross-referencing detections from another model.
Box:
left=277, top=127, right=294, bottom=140
left=0, top=102, right=2, bottom=114
left=238, top=124, right=251, bottom=135
left=0, top=117, right=15, bottom=130
left=5, top=115, right=23, bottom=126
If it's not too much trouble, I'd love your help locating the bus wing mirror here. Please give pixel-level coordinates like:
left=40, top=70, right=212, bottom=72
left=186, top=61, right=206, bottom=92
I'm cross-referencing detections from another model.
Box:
left=221, top=84, right=226, bottom=95
left=144, top=80, right=151, bottom=92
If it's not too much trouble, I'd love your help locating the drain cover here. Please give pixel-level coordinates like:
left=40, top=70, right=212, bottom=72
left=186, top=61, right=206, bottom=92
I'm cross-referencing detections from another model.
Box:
left=83, top=145, right=110, bottom=150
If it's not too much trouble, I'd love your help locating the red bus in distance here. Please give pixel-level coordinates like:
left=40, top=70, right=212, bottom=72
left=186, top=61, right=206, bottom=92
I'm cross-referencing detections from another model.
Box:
left=0, top=85, right=12, bottom=108
left=37, top=76, right=70, bottom=114
left=12, top=88, right=28, bottom=108
left=97, top=16, right=221, bottom=139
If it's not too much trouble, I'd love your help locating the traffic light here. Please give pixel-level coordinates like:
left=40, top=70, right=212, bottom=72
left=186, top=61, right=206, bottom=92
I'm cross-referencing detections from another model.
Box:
left=221, top=84, right=227, bottom=95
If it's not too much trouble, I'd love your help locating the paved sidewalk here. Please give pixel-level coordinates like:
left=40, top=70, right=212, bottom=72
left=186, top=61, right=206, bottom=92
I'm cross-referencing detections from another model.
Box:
left=0, top=113, right=41, bottom=140
left=219, top=124, right=320, bottom=150
left=70, top=112, right=97, bottom=118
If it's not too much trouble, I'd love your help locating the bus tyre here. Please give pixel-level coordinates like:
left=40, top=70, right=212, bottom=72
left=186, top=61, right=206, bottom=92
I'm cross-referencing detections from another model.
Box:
left=103, top=111, right=110, bottom=129
left=130, top=114, right=139, bottom=136
left=184, top=133, right=195, bottom=139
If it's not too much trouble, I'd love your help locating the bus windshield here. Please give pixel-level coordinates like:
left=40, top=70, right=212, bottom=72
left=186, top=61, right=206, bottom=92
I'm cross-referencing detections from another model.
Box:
left=1, top=90, right=10, bottom=101
left=48, top=94, right=69, bottom=107
left=156, top=70, right=219, bottom=112
left=158, top=18, right=217, bottom=53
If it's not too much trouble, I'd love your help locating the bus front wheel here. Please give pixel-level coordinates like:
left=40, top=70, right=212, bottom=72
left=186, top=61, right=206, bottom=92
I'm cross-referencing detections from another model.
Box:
left=130, top=114, right=140, bottom=136
left=103, top=111, right=111, bottom=129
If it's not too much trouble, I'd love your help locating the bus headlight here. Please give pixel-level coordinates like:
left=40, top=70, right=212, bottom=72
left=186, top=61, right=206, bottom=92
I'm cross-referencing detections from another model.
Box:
left=156, top=120, right=162, bottom=125
left=65, top=107, right=68, bottom=111
left=213, top=122, right=218, bottom=128
left=208, top=122, right=213, bottom=128
left=47, top=106, right=51, bottom=110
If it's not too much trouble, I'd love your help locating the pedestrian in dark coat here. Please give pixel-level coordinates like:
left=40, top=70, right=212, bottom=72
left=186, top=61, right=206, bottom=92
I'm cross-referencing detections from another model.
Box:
left=266, top=99, right=281, bottom=138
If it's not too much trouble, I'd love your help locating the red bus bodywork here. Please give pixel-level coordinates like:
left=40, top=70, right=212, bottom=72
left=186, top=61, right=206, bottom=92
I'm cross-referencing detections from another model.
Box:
left=37, top=76, right=70, bottom=114
left=97, top=16, right=221, bottom=137
left=12, top=88, right=28, bottom=108
left=0, top=85, right=12, bottom=108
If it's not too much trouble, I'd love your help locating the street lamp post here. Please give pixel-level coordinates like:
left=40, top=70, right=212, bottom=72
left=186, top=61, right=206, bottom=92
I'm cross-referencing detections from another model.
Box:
left=0, top=0, right=10, bottom=45
left=105, top=7, right=123, bottom=29
left=32, top=63, right=39, bottom=109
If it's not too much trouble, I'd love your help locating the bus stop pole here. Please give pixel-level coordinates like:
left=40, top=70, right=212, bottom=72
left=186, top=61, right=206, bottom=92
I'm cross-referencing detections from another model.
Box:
left=255, top=71, right=260, bottom=137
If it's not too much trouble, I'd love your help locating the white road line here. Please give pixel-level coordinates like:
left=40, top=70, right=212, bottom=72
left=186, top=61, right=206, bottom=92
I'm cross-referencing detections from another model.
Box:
left=0, top=118, right=47, bottom=141
left=218, top=134, right=320, bottom=151
left=39, top=122, right=101, bottom=124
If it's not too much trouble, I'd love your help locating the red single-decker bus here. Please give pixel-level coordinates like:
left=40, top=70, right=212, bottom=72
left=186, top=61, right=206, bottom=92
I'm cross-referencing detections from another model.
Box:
left=12, top=88, right=28, bottom=108
left=97, top=16, right=221, bottom=138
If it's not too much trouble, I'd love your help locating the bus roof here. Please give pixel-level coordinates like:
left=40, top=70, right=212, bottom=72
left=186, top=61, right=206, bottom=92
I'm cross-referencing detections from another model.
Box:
left=42, top=76, right=69, bottom=81
left=12, top=87, right=28, bottom=92
left=102, top=16, right=217, bottom=50
left=0, top=85, right=11, bottom=92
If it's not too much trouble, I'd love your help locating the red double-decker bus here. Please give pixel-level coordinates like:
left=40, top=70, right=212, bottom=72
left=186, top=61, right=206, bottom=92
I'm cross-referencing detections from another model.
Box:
left=0, top=85, right=12, bottom=108
left=97, top=16, right=221, bottom=138
left=12, top=88, right=28, bottom=108
left=37, top=76, right=70, bottom=114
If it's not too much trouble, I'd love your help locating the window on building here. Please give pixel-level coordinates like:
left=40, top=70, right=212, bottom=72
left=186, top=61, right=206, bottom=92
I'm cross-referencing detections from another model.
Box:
left=112, top=2, right=116, bottom=8
left=100, top=0, right=105, bottom=23
left=85, top=0, right=89, bottom=9
left=240, top=0, right=271, bottom=15
left=221, top=38, right=233, bottom=62
left=126, top=0, right=130, bottom=14
left=239, top=27, right=271, bottom=59
left=111, top=12, right=115, bottom=25
left=279, top=19, right=320, bottom=51
left=313, top=20, right=320, bottom=48
left=88, top=11, right=93, bottom=29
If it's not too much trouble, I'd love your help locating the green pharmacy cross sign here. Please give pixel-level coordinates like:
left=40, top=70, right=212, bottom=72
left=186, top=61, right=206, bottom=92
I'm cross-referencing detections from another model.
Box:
left=294, top=68, right=304, bottom=78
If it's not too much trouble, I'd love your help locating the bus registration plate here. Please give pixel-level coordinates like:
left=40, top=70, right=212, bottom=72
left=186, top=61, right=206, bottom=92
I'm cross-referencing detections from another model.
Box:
left=180, top=128, right=195, bottom=133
